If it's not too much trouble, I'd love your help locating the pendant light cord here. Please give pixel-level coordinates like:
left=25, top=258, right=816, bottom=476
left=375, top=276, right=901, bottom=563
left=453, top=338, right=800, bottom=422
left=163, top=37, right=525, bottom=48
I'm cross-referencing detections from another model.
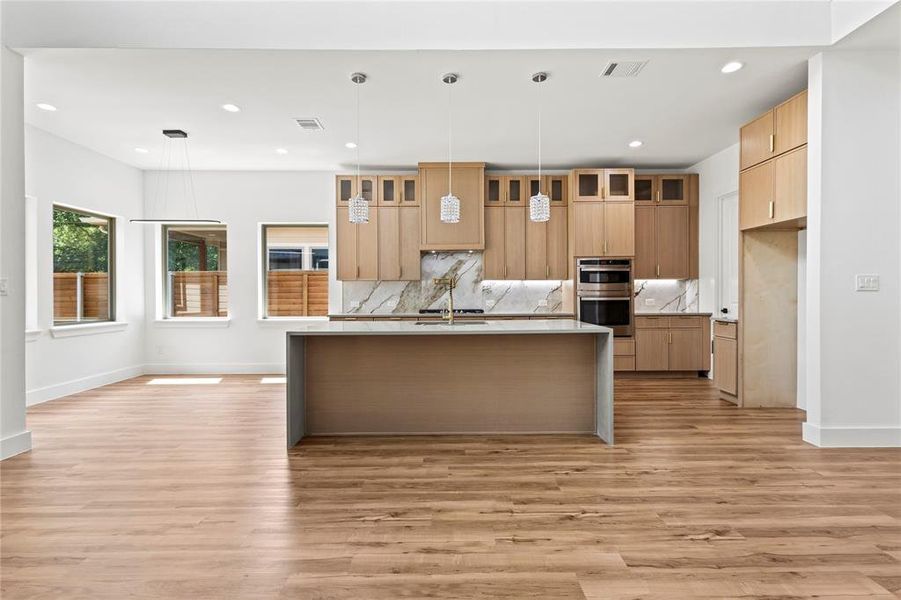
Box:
left=537, top=78, right=542, bottom=193
left=355, top=79, right=361, bottom=187
left=447, top=80, right=453, bottom=195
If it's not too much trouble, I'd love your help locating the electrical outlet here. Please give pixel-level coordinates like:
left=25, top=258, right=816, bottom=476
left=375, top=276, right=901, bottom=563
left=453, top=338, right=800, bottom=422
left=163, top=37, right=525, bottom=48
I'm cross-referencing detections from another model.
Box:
left=644, top=298, right=656, bottom=306
left=855, top=274, right=880, bottom=292
left=0, top=278, right=8, bottom=297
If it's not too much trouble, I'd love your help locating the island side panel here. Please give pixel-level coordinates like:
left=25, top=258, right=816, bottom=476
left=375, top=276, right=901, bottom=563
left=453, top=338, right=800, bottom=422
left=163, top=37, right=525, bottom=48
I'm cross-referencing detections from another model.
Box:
left=303, top=333, right=597, bottom=435
left=286, top=334, right=305, bottom=447
left=595, top=332, right=614, bottom=444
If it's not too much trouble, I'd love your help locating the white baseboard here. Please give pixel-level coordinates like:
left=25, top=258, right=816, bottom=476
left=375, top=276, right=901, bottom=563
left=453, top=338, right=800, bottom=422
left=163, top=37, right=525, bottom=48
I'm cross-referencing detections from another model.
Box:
left=1, top=430, right=33, bottom=460
left=803, top=422, right=901, bottom=447
left=26, top=365, right=145, bottom=406
left=143, top=362, right=285, bottom=375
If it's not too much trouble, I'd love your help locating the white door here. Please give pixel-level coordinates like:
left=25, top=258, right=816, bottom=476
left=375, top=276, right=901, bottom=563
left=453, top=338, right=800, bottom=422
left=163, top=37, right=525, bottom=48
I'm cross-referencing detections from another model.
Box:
left=716, top=192, right=739, bottom=318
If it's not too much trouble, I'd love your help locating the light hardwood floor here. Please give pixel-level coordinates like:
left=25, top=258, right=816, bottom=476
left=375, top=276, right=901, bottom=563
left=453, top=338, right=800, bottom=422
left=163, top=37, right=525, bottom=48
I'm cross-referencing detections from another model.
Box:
left=2, top=376, right=900, bottom=599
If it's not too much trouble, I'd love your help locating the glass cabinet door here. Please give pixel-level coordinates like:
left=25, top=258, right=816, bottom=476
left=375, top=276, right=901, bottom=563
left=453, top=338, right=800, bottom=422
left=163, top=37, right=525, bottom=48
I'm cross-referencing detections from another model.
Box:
left=336, top=176, right=356, bottom=206
left=573, top=169, right=603, bottom=201
left=547, top=176, right=568, bottom=205
left=634, top=175, right=655, bottom=205
left=378, top=176, right=397, bottom=206
left=485, top=176, right=503, bottom=205
left=359, top=176, right=378, bottom=204
left=659, top=175, right=688, bottom=204
left=506, top=176, right=525, bottom=206
left=526, top=176, right=543, bottom=200
left=399, top=176, right=418, bottom=206
left=604, top=169, right=634, bottom=201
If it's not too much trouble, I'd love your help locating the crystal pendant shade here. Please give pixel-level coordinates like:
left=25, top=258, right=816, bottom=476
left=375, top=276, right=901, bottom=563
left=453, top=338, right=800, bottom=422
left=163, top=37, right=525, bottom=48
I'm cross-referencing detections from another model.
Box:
left=348, top=193, right=369, bottom=224
left=440, top=193, right=461, bottom=224
left=529, top=192, right=551, bottom=222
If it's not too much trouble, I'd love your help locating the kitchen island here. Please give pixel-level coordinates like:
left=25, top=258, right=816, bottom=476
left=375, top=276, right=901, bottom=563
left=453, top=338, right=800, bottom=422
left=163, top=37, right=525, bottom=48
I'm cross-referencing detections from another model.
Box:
left=286, top=319, right=614, bottom=446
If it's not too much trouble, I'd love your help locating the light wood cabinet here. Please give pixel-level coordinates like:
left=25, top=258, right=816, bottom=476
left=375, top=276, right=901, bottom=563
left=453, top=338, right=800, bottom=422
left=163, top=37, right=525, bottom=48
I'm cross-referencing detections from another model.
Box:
left=572, top=201, right=635, bottom=258
left=635, top=329, right=669, bottom=371
left=634, top=205, right=656, bottom=279
left=378, top=176, right=399, bottom=206
left=337, top=206, right=379, bottom=280
left=740, top=146, right=806, bottom=231
left=483, top=207, right=505, bottom=279
left=504, top=207, right=526, bottom=279
left=419, top=162, right=485, bottom=251
left=573, top=169, right=604, bottom=201
left=336, top=175, right=379, bottom=206
left=604, top=169, right=634, bottom=201
left=774, top=90, right=807, bottom=155
left=547, top=175, right=568, bottom=205
left=774, top=146, right=807, bottom=223
left=739, top=160, right=775, bottom=230
left=604, top=202, right=635, bottom=257
left=399, top=176, right=419, bottom=206
left=632, top=173, right=698, bottom=280
left=740, top=111, right=775, bottom=171
left=713, top=319, right=738, bottom=400
left=656, top=205, right=689, bottom=278
left=635, top=315, right=711, bottom=373
left=525, top=206, right=568, bottom=279
left=485, top=176, right=503, bottom=206
left=740, top=89, right=807, bottom=171
left=378, top=207, right=420, bottom=281
left=572, top=202, right=605, bottom=256
left=506, top=176, right=526, bottom=208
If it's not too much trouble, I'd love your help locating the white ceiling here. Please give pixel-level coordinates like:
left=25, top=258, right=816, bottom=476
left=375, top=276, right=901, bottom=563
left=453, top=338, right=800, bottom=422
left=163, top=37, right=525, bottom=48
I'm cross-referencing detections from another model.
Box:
left=24, top=47, right=813, bottom=170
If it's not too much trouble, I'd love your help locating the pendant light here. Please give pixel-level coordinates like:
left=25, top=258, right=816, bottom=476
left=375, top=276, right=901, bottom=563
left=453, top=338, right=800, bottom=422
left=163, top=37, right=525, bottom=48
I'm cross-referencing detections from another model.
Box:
left=529, top=72, right=550, bottom=223
left=347, top=72, right=370, bottom=225
left=130, top=129, right=221, bottom=224
left=440, top=73, right=461, bottom=224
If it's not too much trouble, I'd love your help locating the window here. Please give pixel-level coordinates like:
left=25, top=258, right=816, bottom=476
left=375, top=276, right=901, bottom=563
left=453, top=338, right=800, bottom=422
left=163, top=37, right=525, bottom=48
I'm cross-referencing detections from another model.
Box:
left=262, top=225, right=329, bottom=317
left=164, top=225, right=228, bottom=318
left=52, top=206, right=115, bottom=325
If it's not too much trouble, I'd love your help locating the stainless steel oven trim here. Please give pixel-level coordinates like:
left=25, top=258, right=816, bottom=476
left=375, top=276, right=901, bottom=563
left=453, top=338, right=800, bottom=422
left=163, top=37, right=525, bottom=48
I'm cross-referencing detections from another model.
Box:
left=578, top=297, right=632, bottom=301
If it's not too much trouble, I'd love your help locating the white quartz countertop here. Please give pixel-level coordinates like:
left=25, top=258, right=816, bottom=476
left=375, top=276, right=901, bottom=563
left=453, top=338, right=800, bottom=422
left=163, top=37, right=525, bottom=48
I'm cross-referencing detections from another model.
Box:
left=287, top=319, right=611, bottom=336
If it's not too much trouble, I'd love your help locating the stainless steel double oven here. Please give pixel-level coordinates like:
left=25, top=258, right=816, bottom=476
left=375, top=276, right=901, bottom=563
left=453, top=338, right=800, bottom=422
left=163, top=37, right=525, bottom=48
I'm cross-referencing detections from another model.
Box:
left=576, top=258, right=633, bottom=337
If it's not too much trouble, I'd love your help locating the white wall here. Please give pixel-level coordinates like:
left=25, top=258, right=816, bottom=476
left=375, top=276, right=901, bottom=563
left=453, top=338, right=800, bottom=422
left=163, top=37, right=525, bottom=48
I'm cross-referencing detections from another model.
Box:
left=24, top=126, right=146, bottom=404
left=805, top=50, right=901, bottom=447
left=689, top=142, right=740, bottom=315
left=142, top=170, right=336, bottom=373
left=0, top=46, right=32, bottom=459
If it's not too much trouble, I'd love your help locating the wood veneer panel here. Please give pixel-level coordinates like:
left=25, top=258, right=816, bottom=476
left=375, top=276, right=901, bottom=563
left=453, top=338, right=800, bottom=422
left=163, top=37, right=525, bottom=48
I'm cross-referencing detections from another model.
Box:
left=304, top=334, right=596, bottom=434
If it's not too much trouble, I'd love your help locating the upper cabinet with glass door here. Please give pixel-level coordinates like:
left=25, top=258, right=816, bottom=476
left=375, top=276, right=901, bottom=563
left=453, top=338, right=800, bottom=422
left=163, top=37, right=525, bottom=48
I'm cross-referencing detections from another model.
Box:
left=377, top=175, right=419, bottom=207
left=604, top=169, right=634, bottom=201
left=572, top=169, right=633, bottom=201
left=335, top=175, right=378, bottom=206
left=634, top=174, right=688, bottom=205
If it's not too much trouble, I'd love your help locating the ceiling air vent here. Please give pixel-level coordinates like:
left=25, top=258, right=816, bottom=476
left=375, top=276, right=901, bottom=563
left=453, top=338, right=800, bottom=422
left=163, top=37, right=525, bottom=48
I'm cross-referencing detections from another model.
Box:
left=294, top=118, right=325, bottom=131
left=601, top=61, right=648, bottom=78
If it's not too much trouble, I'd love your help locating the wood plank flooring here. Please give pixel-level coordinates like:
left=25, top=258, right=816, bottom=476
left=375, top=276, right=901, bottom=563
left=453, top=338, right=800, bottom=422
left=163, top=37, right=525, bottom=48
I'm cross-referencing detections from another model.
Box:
left=2, top=375, right=900, bottom=599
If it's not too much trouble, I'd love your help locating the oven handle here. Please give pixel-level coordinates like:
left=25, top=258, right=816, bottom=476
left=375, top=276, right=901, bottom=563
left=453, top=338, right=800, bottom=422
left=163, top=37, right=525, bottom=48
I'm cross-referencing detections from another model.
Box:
left=578, top=267, right=631, bottom=272
left=579, top=296, right=632, bottom=301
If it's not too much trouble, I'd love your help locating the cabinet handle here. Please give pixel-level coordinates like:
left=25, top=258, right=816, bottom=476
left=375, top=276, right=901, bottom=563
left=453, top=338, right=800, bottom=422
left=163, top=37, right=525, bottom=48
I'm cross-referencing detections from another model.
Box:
left=546, top=265, right=550, bottom=279
left=768, top=201, right=775, bottom=219
left=656, top=190, right=660, bottom=203
left=656, top=264, right=660, bottom=277
left=669, top=331, right=673, bottom=344
left=356, top=265, right=360, bottom=278
left=504, top=265, right=507, bottom=278
left=769, top=134, right=775, bottom=153
left=604, top=240, right=608, bottom=255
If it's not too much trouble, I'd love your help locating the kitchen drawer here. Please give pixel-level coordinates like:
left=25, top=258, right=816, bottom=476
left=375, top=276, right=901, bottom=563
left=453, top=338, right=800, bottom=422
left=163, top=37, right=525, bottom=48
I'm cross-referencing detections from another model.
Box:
left=614, top=356, right=635, bottom=371
left=713, top=320, right=737, bottom=339
left=635, top=315, right=670, bottom=329
left=669, top=316, right=703, bottom=328
left=614, top=338, right=635, bottom=356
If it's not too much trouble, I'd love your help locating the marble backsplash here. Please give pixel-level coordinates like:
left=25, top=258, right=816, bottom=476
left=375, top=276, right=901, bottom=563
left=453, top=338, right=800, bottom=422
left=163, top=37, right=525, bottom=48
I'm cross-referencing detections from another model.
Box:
left=634, top=279, right=699, bottom=313
left=342, top=252, right=566, bottom=314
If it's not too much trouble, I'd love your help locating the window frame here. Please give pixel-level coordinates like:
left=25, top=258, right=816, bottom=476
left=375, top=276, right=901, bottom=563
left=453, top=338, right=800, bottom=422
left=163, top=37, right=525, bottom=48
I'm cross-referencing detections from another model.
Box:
left=51, top=204, right=117, bottom=327
left=162, top=223, right=229, bottom=319
left=260, top=223, right=330, bottom=320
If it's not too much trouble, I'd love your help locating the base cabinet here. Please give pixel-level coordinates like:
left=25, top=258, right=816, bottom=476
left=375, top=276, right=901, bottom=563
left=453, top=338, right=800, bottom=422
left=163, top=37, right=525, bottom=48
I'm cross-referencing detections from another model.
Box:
left=634, top=315, right=711, bottom=373
left=713, top=319, right=738, bottom=401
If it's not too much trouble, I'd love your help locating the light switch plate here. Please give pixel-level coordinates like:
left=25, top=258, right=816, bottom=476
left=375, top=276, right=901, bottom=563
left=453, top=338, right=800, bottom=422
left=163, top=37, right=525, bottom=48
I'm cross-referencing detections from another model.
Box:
left=855, top=274, right=880, bottom=292
left=0, top=278, right=8, bottom=296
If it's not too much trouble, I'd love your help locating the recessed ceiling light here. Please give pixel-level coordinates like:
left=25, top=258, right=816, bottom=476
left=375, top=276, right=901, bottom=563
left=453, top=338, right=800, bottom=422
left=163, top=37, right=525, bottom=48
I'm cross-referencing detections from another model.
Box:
left=221, top=103, right=241, bottom=113
left=276, top=148, right=288, bottom=155
left=629, top=140, right=643, bottom=148
left=721, top=61, right=744, bottom=74
left=345, top=142, right=357, bottom=149
left=36, top=103, right=57, bottom=112
left=134, top=147, right=149, bottom=154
